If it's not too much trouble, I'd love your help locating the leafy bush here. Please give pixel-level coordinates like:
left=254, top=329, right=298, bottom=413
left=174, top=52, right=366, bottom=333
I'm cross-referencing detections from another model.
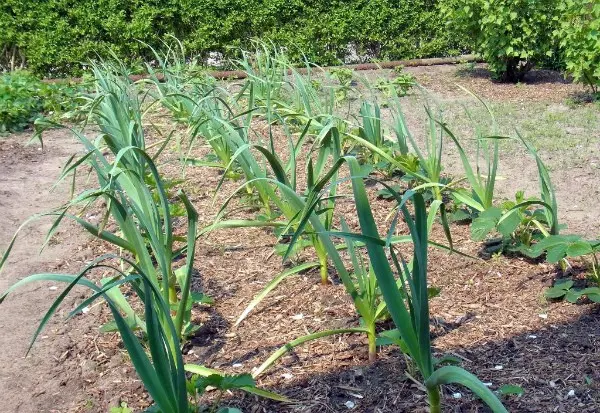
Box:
left=0, top=71, right=83, bottom=133
left=443, top=0, right=559, bottom=81
left=555, top=0, right=600, bottom=93
left=0, top=0, right=468, bottom=76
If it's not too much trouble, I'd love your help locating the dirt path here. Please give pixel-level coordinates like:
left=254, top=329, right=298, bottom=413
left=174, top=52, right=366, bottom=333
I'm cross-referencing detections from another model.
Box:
left=0, top=132, right=94, bottom=412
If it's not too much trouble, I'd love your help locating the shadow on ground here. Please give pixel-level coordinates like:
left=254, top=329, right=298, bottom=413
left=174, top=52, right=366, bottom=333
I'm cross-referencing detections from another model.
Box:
left=212, top=306, right=600, bottom=412
left=456, top=67, right=572, bottom=86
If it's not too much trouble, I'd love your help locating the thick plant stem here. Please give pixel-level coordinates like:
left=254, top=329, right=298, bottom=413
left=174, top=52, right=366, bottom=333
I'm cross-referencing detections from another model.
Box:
left=168, top=284, right=177, bottom=305
left=314, top=238, right=329, bottom=285
left=427, top=386, right=441, bottom=413
left=367, top=324, right=377, bottom=363
left=319, top=256, right=328, bottom=285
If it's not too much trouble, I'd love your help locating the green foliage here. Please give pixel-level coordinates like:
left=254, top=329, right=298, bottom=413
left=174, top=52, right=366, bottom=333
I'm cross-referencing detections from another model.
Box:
left=0, top=71, right=83, bottom=133
left=443, top=0, right=559, bottom=81
left=442, top=99, right=500, bottom=214
left=0, top=0, right=466, bottom=76
left=545, top=278, right=600, bottom=303
left=374, top=68, right=415, bottom=97
left=531, top=234, right=600, bottom=303
left=329, top=67, right=354, bottom=102
left=110, top=403, right=132, bottom=413
left=528, top=234, right=596, bottom=263
left=0, top=0, right=177, bottom=75
left=471, top=191, right=550, bottom=255
left=194, top=373, right=264, bottom=411
left=1, top=58, right=288, bottom=413
left=340, top=178, right=506, bottom=412
left=556, top=0, right=600, bottom=93
left=3, top=41, right=593, bottom=412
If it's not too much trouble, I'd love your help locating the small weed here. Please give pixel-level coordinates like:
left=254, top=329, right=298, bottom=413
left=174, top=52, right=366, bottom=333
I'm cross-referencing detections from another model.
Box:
left=329, top=67, right=354, bottom=101
left=374, top=68, right=415, bottom=97
left=497, top=384, right=524, bottom=398
left=110, top=402, right=132, bottom=413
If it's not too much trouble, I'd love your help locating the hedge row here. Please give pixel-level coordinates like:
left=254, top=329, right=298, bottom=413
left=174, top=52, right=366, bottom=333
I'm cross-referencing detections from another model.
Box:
left=0, top=0, right=468, bottom=76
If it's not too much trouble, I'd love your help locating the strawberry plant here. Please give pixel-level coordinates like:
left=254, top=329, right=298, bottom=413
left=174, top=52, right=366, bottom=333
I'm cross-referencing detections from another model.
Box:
left=470, top=191, right=549, bottom=255
left=545, top=278, right=600, bottom=304
left=0, top=71, right=84, bottom=133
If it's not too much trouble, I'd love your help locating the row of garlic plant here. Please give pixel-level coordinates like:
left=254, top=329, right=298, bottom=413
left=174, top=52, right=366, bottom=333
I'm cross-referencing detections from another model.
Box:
left=0, top=41, right=565, bottom=412
left=1, top=57, right=286, bottom=413
left=146, top=43, right=512, bottom=412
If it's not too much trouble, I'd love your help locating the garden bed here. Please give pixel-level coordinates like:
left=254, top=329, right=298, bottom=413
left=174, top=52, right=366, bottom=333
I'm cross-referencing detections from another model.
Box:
left=1, top=63, right=599, bottom=413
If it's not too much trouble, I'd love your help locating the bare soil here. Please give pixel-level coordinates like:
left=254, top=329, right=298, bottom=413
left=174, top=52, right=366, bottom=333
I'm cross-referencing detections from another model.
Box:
left=1, top=65, right=599, bottom=413
left=0, top=131, right=95, bottom=412
left=0, top=132, right=141, bottom=412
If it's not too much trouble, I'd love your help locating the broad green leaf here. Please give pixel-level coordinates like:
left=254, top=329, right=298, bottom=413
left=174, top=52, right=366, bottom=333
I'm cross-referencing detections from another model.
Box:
left=554, top=278, right=574, bottom=290
left=497, top=210, right=520, bottom=237
left=196, top=374, right=255, bottom=392
left=546, top=244, right=568, bottom=263
left=471, top=216, right=498, bottom=241
left=544, top=287, right=568, bottom=299
left=566, top=241, right=593, bottom=257
left=565, top=289, right=581, bottom=303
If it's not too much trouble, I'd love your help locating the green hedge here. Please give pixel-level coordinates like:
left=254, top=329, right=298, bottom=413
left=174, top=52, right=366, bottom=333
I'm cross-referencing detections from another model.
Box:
left=0, top=0, right=468, bottom=76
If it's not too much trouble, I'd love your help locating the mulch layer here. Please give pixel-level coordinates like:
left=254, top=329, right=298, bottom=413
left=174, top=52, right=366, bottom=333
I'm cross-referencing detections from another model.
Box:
left=16, top=65, right=598, bottom=413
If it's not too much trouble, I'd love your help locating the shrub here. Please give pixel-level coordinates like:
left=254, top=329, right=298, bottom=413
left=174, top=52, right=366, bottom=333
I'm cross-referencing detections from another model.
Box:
left=0, top=0, right=468, bottom=76
left=555, top=0, right=600, bottom=93
left=0, top=71, right=83, bottom=134
left=443, top=0, right=560, bottom=82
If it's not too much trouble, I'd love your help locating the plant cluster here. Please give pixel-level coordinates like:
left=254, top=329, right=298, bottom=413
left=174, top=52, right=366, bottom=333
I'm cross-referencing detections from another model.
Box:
left=443, top=0, right=560, bottom=82
left=0, top=71, right=85, bottom=133
left=329, top=67, right=354, bottom=102
left=374, top=66, right=416, bottom=98
left=444, top=0, right=600, bottom=90
left=2, top=42, right=591, bottom=412
left=1, top=58, right=285, bottom=413
left=141, top=43, right=515, bottom=411
left=534, top=235, right=600, bottom=303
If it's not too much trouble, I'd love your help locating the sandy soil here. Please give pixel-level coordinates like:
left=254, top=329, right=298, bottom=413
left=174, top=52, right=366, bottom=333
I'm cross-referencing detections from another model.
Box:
left=0, top=131, right=94, bottom=412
